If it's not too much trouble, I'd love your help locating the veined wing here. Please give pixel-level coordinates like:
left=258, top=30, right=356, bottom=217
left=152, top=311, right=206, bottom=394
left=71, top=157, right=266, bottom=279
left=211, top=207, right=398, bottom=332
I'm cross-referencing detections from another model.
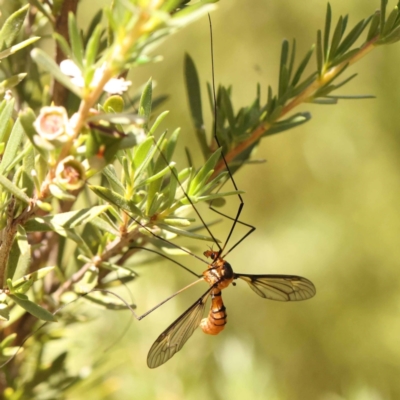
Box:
left=147, top=286, right=213, bottom=368
left=236, top=273, right=316, bottom=301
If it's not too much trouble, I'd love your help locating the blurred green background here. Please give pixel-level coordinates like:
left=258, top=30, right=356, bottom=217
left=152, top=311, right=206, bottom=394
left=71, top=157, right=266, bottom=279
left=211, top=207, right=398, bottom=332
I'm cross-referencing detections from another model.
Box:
left=62, top=1, right=400, bottom=399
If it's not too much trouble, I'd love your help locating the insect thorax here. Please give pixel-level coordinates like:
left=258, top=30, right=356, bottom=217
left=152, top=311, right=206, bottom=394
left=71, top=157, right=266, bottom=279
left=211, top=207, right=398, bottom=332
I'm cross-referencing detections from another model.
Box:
left=203, top=255, right=234, bottom=290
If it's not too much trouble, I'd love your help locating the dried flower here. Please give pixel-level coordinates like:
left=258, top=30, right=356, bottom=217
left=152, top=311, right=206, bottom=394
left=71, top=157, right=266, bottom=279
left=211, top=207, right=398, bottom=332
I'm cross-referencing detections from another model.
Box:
left=60, top=60, right=132, bottom=94
left=55, top=156, right=86, bottom=190
left=33, top=106, right=72, bottom=145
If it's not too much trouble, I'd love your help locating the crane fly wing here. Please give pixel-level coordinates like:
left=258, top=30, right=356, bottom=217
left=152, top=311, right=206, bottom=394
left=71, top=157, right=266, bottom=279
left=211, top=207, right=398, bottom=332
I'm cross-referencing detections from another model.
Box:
left=147, top=287, right=212, bottom=369
left=236, top=274, right=316, bottom=301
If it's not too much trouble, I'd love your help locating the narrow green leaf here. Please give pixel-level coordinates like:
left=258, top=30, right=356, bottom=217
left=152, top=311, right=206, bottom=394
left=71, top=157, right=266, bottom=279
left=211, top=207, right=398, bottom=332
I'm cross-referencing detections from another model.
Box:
left=316, top=30, right=323, bottom=74
left=140, top=162, right=176, bottom=186
left=89, top=185, right=142, bottom=216
left=0, top=4, right=29, bottom=50
left=5, top=240, right=20, bottom=282
left=161, top=0, right=184, bottom=12
left=139, top=78, right=152, bottom=128
left=325, top=94, right=375, bottom=99
left=13, top=226, right=31, bottom=283
left=380, top=0, right=388, bottom=36
left=85, top=10, right=103, bottom=44
left=0, top=99, right=14, bottom=143
left=267, top=104, right=283, bottom=123
left=329, top=73, right=358, bottom=90
left=288, top=39, right=296, bottom=83
left=9, top=294, right=57, bottom=322
left=311, top=97, right=338, bottom=104
left=0, top=333, right=17, bottom=348
left=73, top=266, right=99, bottom=293
left=0, top=175, right=30, bottom=204
left=31, top=48, right=82, bottom=97
left=53, top=228, right=93, bottom=257
left=335, top=17, right=370, bottom=57
left=376, top=24, right=400, bottom=44
left=278, top=40, right=290, bottom=98
left=367, top=11, right=381, bottom=41
left=19, top=109, right=48, bottom=159
left=171, top=2, right=216, bottom=26
left=12, top=266, right=54, bottom=289
left=68, top=12, right=84, bottom=67
left=53, top=32, right=72, bottom=59
left=0, top=73, right=26, bottom=92
left=279, top=66, right=290, bottom=101
left=342, top=15, right=349, bottom=35
left=132, top=136, right=155, bottom=172
left=149, top=110, right=170, bottom=136
left=220, top=87, right=235, bottom=130
left=0, top=37, right=39, bottom=60
left=189, top=148, right=222, bottom=195
left=184, top=53, right=204, bottom=129
left=330, top=16, right=344, bottom=59
left=90, top=215, right=120, bottom=236
left=0, top=118, right=24, bottom=175
left=103, top=165, right=125, bottom=195
left=196, top=191, right=244, bottom=203
left=148, top=193, right=165, bottom=216
left=165, top=166, right=178, bottom=209
left=266, top=112, right=311, bottom=136
left=23, top=142, right=35, bottom=176
left=329, top=48, right=360, bottom=67
left=85, top=25, right=102, bottom=67
left=0, top=304, right=10, bottom=321
left=29, top=0, right=53, bottom=20
left=158, top=223, right=217, bottom=242
left=382, top=7, right=398, bottom=36
left=324, top=3, right=332, bottom=59
left=291, top=72, right=318, bottom=98
left=163, top=127, right=180, bottom=162
left=292, top=45, right=314, bottom=87
left=184, top=54, right=209, bottom=159
left=50, top=205, right=111, bottom=228
left=49, top=183, right=76, bottom=201
left=134, top=132, right=166, bottom=184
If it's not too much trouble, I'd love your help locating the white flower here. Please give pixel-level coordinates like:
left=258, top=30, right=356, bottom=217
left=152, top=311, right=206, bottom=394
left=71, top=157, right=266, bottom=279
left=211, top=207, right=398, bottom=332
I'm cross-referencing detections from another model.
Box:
left=60, top=60, right=131, bottom=94
left=33, top=106, right=72, bottom=144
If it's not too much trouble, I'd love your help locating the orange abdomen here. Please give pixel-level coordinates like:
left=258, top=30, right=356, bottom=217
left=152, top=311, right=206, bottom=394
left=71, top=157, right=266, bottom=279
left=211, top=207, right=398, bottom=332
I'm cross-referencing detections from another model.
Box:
left=200, top=291, right=227, bottom=335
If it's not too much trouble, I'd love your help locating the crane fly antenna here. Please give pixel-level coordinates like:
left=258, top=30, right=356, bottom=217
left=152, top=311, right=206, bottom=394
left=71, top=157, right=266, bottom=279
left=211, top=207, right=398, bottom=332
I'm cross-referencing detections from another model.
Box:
left=207, top=14, right=256, bottom=258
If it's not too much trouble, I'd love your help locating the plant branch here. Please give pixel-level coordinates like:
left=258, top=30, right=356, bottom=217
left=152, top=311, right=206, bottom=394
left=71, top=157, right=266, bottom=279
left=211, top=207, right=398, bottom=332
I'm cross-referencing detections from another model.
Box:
left=52, top=226, right=143, bottom=301
left=211, top=36, right=378, bottom=178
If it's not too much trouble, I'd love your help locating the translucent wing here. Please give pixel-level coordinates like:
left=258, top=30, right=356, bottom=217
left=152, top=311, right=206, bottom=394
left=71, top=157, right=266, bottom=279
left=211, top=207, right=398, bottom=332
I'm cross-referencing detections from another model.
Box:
left=236, top=274, right=316, bottom=301
left=147, top=287, right=212, bottom=368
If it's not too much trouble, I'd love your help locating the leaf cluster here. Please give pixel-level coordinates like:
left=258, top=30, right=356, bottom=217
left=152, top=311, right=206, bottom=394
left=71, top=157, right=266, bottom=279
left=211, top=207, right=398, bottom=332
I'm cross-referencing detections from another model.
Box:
left=185, top=1, right=400, bottom=170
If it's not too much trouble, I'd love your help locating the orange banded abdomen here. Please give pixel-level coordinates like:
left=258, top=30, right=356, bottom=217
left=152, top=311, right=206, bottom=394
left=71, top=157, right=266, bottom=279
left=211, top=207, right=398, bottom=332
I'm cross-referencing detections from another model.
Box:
left=200, top=291, right=227, bottom=335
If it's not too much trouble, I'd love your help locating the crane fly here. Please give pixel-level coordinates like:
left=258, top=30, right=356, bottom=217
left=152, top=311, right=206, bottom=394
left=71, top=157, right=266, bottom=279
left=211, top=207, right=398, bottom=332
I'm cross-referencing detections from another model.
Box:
left=135, top=16, right=317, bottom=369
left=146, top=249, right=315, bottom=368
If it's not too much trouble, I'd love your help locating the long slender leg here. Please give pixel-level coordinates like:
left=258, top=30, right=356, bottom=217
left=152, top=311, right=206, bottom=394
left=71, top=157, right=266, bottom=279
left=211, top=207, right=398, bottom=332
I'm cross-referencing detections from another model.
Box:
left=207, top=14, right=256, bottom=257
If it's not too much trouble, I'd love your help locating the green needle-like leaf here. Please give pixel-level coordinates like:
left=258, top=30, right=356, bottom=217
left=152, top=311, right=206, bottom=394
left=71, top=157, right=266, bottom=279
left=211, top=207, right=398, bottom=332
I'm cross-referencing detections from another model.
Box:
left=68, top=12, right=84, bottom=68
left=0, top=175, right=30, bottom=204
left=0, top=5, right=29, bottom=50
left=184, top=53, right=209, bottom=159
left=0, top=118, right=24, bottom=175
left=9, top=294, right=57, bottom=322
left=324, top=3, right=332, bottom=59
